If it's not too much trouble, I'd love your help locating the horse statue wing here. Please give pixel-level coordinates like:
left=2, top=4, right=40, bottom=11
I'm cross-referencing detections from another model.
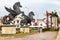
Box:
left=5, top=6, right=12, bottom=12
left=4, top=6, right=18, bottom=14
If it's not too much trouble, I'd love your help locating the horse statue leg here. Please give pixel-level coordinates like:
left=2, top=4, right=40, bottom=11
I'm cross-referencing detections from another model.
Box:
left=20, top=19, right=27, bottom=26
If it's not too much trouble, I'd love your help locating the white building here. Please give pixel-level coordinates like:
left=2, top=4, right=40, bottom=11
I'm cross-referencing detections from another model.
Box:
left=30, top=19, right=47, bottom=29
left=37, top=19, right=47, bottom=29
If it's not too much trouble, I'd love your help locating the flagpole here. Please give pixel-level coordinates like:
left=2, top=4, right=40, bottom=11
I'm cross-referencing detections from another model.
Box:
left=46, top=11, right=49, bottom=29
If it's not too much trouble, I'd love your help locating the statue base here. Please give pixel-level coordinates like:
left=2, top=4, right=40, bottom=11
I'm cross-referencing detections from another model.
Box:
left=1, top=24, right=16, bottom=34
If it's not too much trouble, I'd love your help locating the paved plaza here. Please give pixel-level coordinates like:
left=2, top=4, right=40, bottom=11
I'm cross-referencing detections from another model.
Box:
left=0, top=32, right=57, bottom=40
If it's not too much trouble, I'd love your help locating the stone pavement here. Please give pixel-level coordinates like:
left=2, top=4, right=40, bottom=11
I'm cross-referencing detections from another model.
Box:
left=56, top=30, right=60, bottom=40
left=0, top=32, right=57, bottom=40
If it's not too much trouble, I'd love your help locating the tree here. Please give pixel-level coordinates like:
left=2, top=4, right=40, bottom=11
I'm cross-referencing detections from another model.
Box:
left=52, top=10, right=58, bottom=17
left=51, top=10, right=58, bottom=30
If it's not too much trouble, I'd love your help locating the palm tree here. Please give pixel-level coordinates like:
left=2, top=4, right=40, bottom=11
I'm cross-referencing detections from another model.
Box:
left=51, top=10, right=58, bottom=30
left=52, top=10, right=58, bottom=17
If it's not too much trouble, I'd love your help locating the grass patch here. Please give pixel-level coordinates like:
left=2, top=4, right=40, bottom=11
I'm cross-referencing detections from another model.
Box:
left=0, top=34, right=15, bottom=37
left=16, top=29, right=37, bottom=36
left=46, top=29, right=58, bottom=32
left=16, top=29, right=37, bottom=34
left=30, top=29, right=37, bottom=34
left=14, top=29, right=38, bottom=38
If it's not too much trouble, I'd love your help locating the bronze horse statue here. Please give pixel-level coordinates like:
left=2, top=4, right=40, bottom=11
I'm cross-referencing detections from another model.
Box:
left=2, top=2, right=23, bottom=24
left=20, top=11, right=35, bottom=26
left=2, top=2, right=35, bottom=26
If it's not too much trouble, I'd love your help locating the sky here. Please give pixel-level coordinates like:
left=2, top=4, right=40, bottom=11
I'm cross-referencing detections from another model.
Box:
left=0, top=0, right=60, bottom=19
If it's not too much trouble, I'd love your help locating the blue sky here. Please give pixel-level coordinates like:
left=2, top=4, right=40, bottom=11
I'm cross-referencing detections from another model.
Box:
left=0, top=0, right=60, bottom=19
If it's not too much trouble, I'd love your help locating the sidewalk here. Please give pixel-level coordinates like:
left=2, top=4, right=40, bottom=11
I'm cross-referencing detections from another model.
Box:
left=0, top=32, right=57, bottom=40
left=56, top=30, right=60, bottom=40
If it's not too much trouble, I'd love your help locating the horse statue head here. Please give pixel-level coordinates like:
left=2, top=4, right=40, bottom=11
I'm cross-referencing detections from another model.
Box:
left=13, top=2, right=23, bottom=14
left=13, top=2, right=22, bottom=9
left=28, top=11, right=35, bottom=21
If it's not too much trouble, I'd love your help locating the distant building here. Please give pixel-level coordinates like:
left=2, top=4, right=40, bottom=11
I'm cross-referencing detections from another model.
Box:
left=30, top=19, right=47, bottom=29
left=37, top=19, right=47, bottom=29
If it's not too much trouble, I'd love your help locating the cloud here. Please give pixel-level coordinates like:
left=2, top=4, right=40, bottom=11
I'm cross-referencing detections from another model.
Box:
left=0, top=0, right=60, bottom=19
left=28, top=0, right=60, bottom=5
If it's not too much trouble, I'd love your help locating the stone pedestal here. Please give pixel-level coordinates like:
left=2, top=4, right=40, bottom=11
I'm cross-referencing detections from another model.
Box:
left=20, top=28, right=24, bottom=32
left=20, top=27, right=30, bottom=33
left=24, top=28, right=30, bottom=33
left=1, top=24, right=16, bottom=34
